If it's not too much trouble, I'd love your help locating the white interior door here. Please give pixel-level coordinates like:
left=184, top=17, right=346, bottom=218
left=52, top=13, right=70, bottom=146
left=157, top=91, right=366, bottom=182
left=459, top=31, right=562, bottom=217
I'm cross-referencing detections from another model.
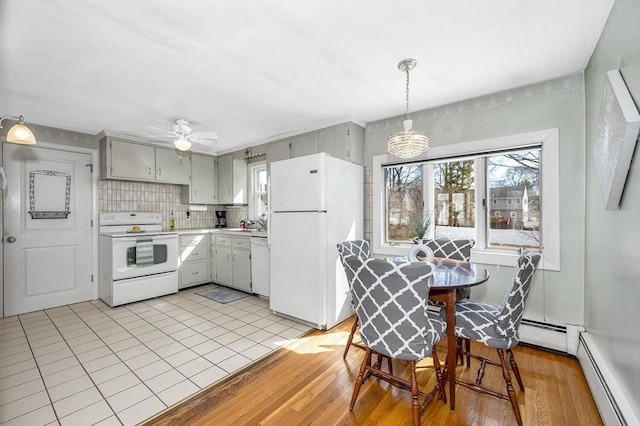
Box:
left=3, top=144, right=93, bottom=316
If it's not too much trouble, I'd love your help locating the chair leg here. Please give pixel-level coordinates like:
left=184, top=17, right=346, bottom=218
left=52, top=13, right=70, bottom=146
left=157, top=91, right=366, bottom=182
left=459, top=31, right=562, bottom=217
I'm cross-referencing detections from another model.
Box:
left=350, top=348, right=371, bottom=411
left=497, top=349, right=523, bottom=426
left=507, top=349, right=524, bottom=391
left=456, top=337, right=464, bottom=365
left=432, top=348, right=447, bottom=404
left=386, top=355, right=393, bottom=375
left=343, top=316, right=359, bottom=359
left=465, top=338, right=471, bottom=368
left=410, top=361, right=420, bottom=426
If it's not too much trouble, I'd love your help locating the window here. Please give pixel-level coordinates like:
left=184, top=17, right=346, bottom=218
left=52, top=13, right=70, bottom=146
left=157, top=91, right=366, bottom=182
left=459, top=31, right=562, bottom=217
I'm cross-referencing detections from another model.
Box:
left=373, top=129, right=559, bottom=270
left=248, top=161, right=267, bottom=220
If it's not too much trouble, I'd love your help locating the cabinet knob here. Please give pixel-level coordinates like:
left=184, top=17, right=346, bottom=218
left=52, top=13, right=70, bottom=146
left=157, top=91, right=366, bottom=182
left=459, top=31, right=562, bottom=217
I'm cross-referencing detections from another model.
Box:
left=158, top=168, right=162, bottom=176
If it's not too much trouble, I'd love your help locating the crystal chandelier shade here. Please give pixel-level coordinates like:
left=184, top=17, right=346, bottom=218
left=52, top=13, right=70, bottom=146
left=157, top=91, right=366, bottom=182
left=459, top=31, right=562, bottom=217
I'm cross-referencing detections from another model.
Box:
left=387, top=59, right=429, bottom=158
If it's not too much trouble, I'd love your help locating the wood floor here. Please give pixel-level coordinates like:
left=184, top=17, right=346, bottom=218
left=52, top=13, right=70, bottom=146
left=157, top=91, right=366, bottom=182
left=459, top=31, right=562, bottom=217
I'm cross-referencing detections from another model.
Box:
left=145, top=316, right=602, bottom=426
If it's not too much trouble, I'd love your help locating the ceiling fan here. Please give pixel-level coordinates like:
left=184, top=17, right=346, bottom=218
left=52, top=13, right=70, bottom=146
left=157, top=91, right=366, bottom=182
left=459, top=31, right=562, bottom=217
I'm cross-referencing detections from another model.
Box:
left=147, top=119, right=218, bottom=151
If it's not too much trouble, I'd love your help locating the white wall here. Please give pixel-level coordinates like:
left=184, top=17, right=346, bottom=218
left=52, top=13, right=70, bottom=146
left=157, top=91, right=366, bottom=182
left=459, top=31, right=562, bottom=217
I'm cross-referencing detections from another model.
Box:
left=363, top=73, right=587, bottom=326
left=584, top=0, right=640, bottom=418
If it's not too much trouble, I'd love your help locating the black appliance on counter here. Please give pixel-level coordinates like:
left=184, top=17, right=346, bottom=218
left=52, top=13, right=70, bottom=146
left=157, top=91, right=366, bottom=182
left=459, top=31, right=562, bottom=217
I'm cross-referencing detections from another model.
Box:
left=215, top=210, right=227, bottom=228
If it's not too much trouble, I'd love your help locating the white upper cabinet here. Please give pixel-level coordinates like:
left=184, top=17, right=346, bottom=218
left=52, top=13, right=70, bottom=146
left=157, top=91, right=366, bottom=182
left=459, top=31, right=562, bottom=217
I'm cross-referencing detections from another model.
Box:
left=100, top=136, right=155, bottom=181
left=290, top=132, right=318, bottom=159
left=232, top=159, right=247, bottom=204
left=217, top=155, right=248, bottom=205
left=318, top=122, right=364, bottom=165
left=266, top=139, right=290, bottom=172
left=182, top=153, right=216, bottom=204
left=265, top=122, right=365, bottom=170
left=155, top=147, right=190, bottom=184
left=217, top=154, right=233, bottom=204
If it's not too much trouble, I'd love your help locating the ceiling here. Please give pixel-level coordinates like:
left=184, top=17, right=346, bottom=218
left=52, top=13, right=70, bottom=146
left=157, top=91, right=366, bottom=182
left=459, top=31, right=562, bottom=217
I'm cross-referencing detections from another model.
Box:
left=0, top=1, right=613, bottom=154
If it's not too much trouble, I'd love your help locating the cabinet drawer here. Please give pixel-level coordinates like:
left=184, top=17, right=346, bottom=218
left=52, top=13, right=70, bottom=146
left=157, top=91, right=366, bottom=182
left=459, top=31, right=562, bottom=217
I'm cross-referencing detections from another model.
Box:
left=181, top=260, right=209, bottom=286
left=232, top=238, right=250, bottom=249
left=180, top=234, right=208, bottom=246
left=180, top=245, right=209, bottom=262
left=215, top=235, right=232, bottom=246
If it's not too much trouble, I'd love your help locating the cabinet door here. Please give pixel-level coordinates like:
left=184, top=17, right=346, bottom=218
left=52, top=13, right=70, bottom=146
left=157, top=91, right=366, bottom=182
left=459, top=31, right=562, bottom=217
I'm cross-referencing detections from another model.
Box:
left=232, top=159, right=248, bottom=204
left=156, top=147, right=190, bottom=184
left=290, top=132, right=317, bottom=158
left=180, top=260, right=209, bottom=289
left=108, top=139, right=155, bottom=180
left=267, top=139, right=290, bottom=172
left=214, top=246, right=233, bottom=286
left=232, top=248, right=252, bottom=292
left=318, top=123, right=365, bottom=165
left=217, top=154, right=233, bottom=204
left=190, top=154, right=216, bottom=204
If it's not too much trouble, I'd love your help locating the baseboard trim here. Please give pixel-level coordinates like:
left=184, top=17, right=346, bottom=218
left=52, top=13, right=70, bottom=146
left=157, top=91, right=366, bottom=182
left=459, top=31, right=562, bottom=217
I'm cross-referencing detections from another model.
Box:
left=577, top=332, right=638, bottom=426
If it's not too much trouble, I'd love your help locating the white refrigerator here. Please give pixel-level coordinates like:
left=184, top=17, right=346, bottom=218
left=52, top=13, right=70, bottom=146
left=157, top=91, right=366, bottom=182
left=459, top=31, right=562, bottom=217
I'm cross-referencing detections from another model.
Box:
left=269, top=153, right=362, bottom=329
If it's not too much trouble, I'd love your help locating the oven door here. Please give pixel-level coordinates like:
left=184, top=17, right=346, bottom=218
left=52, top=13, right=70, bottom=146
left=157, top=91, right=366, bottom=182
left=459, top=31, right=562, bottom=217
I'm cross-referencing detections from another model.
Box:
left=112, top=234, right=178, bottom=280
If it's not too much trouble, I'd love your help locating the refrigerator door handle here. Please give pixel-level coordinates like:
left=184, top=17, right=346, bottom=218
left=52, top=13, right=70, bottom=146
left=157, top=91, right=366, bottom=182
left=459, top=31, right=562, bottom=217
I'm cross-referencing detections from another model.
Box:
left=267, top=175, right=271, bottom=248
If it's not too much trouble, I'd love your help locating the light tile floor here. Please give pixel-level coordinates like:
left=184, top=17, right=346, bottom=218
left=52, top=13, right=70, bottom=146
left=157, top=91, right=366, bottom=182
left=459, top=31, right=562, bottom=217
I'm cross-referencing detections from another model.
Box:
left=0, top=285, right=312, bottom=426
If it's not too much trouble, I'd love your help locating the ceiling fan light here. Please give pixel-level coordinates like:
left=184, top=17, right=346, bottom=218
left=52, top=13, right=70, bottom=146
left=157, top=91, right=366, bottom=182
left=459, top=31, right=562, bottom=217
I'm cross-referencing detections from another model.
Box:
left=174, top=137, right=191, bottom=151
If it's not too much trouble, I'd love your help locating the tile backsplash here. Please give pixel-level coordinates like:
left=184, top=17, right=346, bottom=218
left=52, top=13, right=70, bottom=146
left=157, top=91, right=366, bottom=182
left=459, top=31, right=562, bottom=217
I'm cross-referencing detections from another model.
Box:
left=98, top=180, right=248, bottom=229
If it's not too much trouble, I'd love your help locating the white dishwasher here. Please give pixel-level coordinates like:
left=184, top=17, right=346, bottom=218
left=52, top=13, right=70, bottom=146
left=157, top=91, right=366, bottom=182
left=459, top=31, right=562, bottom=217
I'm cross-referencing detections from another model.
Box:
left=250, top=237, right=270, bottom=297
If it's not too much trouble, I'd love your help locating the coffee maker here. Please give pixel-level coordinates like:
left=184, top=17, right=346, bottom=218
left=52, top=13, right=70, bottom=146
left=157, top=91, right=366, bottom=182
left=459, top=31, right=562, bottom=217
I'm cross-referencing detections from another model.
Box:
left=215, top=210, right=227, bottom=228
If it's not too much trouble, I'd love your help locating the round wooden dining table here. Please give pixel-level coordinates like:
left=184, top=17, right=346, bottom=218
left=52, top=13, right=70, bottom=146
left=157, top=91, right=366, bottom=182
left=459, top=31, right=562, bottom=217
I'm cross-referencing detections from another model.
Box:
left=389, top=257, right=490, bottom=411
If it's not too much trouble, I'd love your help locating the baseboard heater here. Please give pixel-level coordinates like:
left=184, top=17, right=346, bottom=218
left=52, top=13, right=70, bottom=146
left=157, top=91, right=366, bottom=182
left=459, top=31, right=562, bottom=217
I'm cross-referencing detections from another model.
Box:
left=577, top=333, right=638, bottom=426
left=519, top=318, right=574, bottom=353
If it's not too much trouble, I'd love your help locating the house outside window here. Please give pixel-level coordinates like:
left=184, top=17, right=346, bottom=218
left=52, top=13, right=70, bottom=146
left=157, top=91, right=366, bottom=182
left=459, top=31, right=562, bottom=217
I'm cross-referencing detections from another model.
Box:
left=373, top=129, right=559, bottom=270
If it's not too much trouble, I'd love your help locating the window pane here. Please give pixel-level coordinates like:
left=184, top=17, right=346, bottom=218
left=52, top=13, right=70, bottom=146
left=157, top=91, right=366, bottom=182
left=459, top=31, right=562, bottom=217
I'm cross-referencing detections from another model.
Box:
left=432, top=160, right=476, bottom=240
left=486, top=149, right=540, bottom=250
left=384, top=165, right=422, bottom=242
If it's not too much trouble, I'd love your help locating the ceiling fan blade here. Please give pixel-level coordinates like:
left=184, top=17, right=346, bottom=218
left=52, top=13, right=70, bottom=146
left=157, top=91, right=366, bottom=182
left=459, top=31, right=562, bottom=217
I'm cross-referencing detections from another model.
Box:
left=191, top=131, right=218, bottom=139
left=192, top=139, right=216, bottom=146
left=147, top=134, right=175, bottom=138
left=146, top=125, right=173, bottom=133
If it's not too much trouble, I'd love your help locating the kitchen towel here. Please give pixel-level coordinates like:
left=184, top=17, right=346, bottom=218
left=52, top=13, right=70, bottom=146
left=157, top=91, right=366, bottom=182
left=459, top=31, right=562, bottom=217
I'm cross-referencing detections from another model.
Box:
left=136, top=236, right=154, bottom=267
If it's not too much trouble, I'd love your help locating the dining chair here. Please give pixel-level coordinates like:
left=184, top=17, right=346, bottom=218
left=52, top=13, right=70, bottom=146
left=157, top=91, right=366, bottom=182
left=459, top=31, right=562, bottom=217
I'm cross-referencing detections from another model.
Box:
left=419, top=238, right=476, bottom=365
left=442, top=249, right=541, bottom=426
left=336, top=240, right=370, bottom=359
left=414, top=237, right=476, bottom=263
left=341, top=255, right=447, bottom=426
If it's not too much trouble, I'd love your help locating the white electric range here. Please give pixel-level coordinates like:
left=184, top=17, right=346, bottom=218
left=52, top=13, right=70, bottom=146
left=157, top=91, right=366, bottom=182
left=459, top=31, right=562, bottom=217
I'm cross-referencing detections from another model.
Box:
left=99, top=212, right=178, bottom=307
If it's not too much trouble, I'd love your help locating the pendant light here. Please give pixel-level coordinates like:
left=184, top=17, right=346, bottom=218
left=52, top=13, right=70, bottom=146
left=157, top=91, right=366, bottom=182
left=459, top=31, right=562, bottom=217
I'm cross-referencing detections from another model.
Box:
left=0, top=115, right=36, bottom=145
left=387, top=59, right=429, bottom=158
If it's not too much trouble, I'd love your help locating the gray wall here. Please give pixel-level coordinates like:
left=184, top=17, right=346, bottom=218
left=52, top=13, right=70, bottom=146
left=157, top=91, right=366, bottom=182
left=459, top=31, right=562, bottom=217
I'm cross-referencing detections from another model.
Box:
left=584, top=0, right=640, bottom=417
left=364, top=73, right=586, bottom=326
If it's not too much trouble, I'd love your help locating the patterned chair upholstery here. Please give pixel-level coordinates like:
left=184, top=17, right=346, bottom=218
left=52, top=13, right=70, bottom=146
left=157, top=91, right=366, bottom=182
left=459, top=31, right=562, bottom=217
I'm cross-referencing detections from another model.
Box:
left=336, top=240, right=370, bottom=359
left=414, top=238, right=475, bottom=262
left=442, top=249, right=541, bottom=426
left=337, top=239, right=370, bottom=260
left=341, top=255, right=447, bottom=425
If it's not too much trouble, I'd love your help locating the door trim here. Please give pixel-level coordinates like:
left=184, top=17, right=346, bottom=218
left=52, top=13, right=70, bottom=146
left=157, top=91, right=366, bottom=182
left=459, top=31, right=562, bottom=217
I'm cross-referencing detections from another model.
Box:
left=1, top=140, right=99, bottom=318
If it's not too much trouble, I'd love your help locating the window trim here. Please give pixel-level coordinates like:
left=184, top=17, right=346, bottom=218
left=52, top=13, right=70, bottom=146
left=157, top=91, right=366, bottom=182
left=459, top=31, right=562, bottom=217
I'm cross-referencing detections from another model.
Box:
left=372, top=128, right=559, bottom=270
left=247, top=160, right=267, bottom=220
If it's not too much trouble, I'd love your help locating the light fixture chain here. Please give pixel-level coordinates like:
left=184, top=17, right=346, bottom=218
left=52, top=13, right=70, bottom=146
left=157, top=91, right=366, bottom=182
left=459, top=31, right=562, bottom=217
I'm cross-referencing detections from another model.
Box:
left=405, top=67, right=411, bottom=119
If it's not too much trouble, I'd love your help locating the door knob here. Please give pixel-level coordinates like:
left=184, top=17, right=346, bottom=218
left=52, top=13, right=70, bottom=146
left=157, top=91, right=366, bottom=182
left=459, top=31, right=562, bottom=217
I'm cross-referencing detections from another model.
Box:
left=6, top=236, right=16, bottom=243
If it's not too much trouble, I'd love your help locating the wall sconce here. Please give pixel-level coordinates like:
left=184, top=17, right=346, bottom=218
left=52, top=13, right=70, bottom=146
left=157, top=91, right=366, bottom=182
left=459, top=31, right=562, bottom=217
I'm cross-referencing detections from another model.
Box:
left=0, top=115, right=37, bottom=145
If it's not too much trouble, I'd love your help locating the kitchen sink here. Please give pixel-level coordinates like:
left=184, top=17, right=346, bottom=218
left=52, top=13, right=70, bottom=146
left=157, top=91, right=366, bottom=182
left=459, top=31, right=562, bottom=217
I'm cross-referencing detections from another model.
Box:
left=224, top=228, right=262, bottom=232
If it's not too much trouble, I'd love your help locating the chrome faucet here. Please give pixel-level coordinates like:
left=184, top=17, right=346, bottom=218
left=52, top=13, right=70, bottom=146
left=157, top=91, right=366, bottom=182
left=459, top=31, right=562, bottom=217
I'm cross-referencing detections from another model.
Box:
left=246, top=218, right=267, bottom=230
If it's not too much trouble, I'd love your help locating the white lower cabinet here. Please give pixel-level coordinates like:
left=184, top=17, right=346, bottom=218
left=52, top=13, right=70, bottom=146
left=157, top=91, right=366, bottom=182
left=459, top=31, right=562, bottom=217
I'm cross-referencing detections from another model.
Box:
left=212, top=234, right=252, bottom=293
left=179, top=233, right=210, bottom=289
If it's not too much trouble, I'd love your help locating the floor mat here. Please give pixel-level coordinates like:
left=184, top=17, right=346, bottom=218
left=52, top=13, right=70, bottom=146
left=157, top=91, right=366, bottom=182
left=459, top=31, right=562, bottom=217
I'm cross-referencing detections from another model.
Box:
left=196, top=286, right=251, bottom=304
